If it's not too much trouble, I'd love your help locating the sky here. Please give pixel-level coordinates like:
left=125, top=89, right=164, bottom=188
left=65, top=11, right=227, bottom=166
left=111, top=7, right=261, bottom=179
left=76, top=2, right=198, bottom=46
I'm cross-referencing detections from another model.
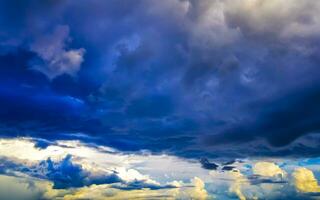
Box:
left=1, top=0, right=320, bottom=199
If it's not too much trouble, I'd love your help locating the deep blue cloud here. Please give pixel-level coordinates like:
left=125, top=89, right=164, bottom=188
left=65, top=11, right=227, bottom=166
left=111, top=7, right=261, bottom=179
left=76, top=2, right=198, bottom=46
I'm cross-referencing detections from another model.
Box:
left=0, top=155, right=121, bottom=189
left=38, top=155, right=90, bottom=189
left=200, top=158, right=219, bottom=170
left=1, top=0, right=320, bottom=159
left=204, top=82, right=320, bottom=147
left=112, top=180, right=176, bottom=191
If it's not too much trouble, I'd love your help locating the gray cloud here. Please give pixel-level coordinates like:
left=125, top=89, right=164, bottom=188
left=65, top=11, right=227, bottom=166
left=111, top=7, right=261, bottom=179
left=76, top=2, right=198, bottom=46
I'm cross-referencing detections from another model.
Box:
left=30, top=25, right=85, bottom=79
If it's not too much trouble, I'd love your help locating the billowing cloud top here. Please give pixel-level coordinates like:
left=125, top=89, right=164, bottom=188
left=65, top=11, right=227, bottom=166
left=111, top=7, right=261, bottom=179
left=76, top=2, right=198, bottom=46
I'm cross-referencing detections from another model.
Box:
left=1, top=0, right=320, bottom=198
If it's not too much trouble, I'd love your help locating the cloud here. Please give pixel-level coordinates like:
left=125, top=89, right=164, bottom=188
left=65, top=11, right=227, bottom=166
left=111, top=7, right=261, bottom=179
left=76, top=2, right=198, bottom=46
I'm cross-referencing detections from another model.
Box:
left=0, top=153, right=174, bottom=191
left=62, top=184, right=174, bottom=200
left=188, top=177, right=208, bottom=200
left=208, top=159, right=314, bottom=199
left=292, top=167, right=320, bottom=193
left=34, top=155, right=122, bottom=189
left=222, top=166, right=236, bottom=171
left=252, top=162, right=286, bottom=178
left=0, top=174, right=71, bottom=200
left=0, top=138, right=208, bottom=192
left=200, top=158, right=219, bottom=170
left=0, top=154, right=121, bottom=189
left=0, top=146, right=209, bottom=199
left=125, top=95, right=174, bottom=119
left=0, top=175, right=177, bottom=200
left=224, top=0, right=320, bottom=40
left=228, top=171, right=248, bottom=200
left=1, top=0, right=320, bottom=160
left=61, top=177, right=208, bottom=200
left=30, top=25, right=85, bottom=79
left=204, top=83, right=320, bottom=150
left=2, top=137, right=320, bottom=199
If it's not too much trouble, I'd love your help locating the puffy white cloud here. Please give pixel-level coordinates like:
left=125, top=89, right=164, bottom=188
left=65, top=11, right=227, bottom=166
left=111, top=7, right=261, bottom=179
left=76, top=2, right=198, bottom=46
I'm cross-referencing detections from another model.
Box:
left=209, top=161, right=291, bottom=200
left=209, top=169, right=249, bottom=200
left=189, top=177, right=209, bottom=199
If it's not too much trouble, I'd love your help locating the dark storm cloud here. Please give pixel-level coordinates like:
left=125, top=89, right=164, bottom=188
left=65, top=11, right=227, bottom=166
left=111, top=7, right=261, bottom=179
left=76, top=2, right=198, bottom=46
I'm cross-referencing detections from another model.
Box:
left=221, top=166, right=236, bottom=171
left=1, top=0, right=320, bottom=158
left=200, top=158, right=219, bottom=170
left=126, top=95, right=174, bottom=118
left=205, top=82, right=320, bottom=147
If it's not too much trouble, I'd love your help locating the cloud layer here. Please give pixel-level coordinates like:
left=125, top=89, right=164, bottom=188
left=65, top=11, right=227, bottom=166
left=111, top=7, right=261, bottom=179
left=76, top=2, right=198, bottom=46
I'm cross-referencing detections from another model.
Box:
left=0, top=138, right=320, bottom=199
left=1, top=0, right=320, bottom=159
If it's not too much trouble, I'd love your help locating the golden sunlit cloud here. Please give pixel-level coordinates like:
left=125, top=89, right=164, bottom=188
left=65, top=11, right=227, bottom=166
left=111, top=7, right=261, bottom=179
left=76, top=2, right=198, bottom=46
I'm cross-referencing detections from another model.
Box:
left=228, top=171, right=248, bottom=200
left=292, top=167, right=320, bottom=193
left=58, top=177, right=208, bottom=200
left=253, top=162, right=285, bottom=178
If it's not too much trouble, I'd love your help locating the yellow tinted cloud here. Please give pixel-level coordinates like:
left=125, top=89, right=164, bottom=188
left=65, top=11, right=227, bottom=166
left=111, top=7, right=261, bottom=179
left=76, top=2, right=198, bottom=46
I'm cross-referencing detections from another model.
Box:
left=253, top=162, right=285, bottom=177
left=186, top=177, right=208, bottom=200
left=0, top=174, right=210, bottom=200
left=0, top=175, right=69, bottom=200
left=229, top=171, right=248, bottom=200
left=63, top=177, right=209, bottom=200
left=292, top=167, right=320, bottom=193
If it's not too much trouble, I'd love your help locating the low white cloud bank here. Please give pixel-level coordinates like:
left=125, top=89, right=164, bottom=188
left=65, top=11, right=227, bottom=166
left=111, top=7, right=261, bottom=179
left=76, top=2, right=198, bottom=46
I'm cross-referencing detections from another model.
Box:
left=1, top=137, right=320, bottom=199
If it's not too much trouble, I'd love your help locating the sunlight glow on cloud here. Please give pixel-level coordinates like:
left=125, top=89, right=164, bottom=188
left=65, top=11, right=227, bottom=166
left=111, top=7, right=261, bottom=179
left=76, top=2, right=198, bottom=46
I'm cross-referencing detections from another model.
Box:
left=0, top=137, right=320, bottom=199
left=292, top=167, right=320, bottom=193
left=228, top=171, right=248, bottom=200
left=253, top=162, right=286, bottom=178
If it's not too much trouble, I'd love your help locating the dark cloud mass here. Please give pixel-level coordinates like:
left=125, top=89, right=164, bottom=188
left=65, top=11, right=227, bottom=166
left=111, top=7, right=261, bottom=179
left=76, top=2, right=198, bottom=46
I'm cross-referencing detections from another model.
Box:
left=0, top=155, right=173, bottom=190
left=1, top=0, right=320, bottom=158
left=200, top=158, right=219, bottom=170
